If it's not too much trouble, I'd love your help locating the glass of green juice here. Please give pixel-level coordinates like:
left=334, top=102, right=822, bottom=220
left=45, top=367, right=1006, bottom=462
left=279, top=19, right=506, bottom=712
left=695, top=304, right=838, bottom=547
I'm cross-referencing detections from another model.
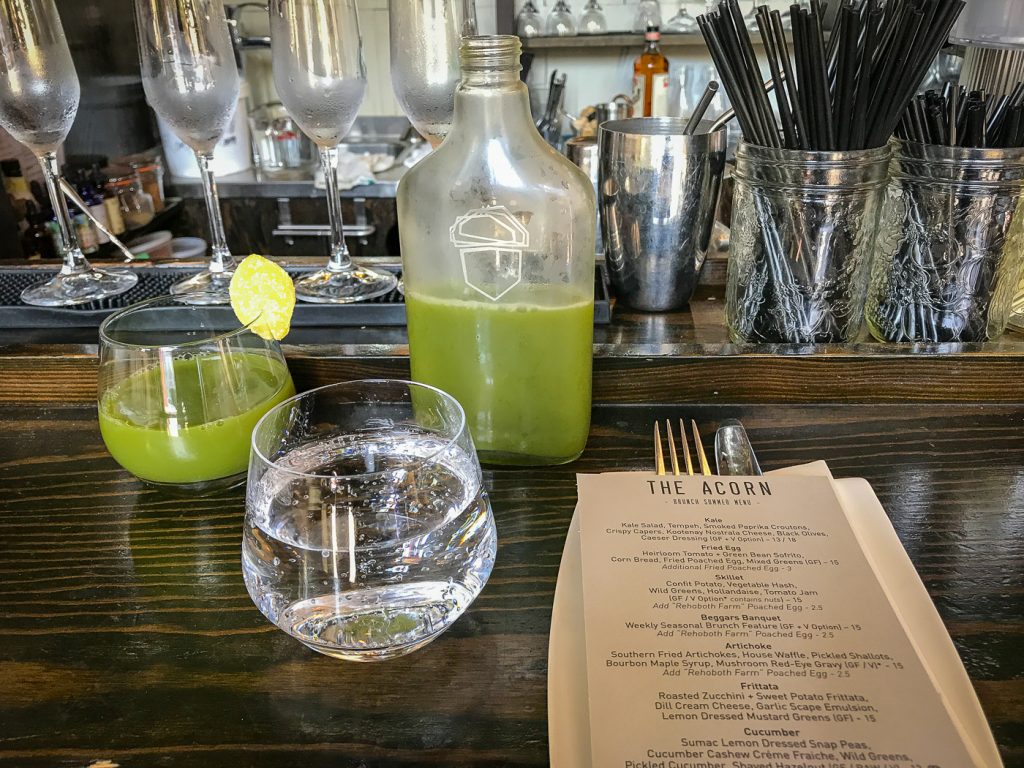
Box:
left=98, top=294, right=295, bottom=493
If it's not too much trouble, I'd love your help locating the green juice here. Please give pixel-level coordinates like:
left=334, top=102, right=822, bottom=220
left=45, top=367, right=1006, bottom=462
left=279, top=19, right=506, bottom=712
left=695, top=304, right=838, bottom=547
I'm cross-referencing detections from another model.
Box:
left=99, top=353, right=295, bottom=485
left=406, top=288, right=594, bottom=465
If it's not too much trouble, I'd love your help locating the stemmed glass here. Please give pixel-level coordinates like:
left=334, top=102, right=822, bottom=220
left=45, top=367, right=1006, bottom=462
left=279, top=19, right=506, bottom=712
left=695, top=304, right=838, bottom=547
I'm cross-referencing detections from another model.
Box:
left=389, top=0, right=477, bottom=148
left=516, top=0, right=543, bottom=37
left=135, top=0, right=239, bottom=304
left=546, top=0, right=577, bottom=36
left=664, top=1, right=698, bottom=32
left=633, top=0, right=662, bottom=32
left=0, top=0, right=137, bottom=307
left=271, top=0, right=397, bottom=303
left=579, top=0, right=607, bottom=34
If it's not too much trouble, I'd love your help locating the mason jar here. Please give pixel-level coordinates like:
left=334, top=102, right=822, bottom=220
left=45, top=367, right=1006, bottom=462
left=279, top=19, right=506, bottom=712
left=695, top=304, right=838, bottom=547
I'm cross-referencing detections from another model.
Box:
left=398, top=35, right=597, bottom=466
left=866, top=140, right=1024, bottom=343
left=727, top=142, right=891, bottom=344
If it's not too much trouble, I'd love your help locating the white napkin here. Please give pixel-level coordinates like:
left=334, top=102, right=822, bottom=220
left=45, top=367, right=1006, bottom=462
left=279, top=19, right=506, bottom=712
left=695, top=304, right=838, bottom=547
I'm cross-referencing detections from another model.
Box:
left=313, top=147, right=396, bottom=191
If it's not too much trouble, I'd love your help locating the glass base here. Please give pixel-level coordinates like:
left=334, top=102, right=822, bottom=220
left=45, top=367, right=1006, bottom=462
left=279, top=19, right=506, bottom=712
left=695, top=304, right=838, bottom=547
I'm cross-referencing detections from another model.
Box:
left=295, top=265, right=398, bottom=304
left=21, top=267, right=138, bottom=307
left=140, top=471, right=246, bottom=497
left=170, top=269, right=234, bottom=305
left=300, top=626, right=448, bottom=662
left=479, top=448, right=584, bottom=467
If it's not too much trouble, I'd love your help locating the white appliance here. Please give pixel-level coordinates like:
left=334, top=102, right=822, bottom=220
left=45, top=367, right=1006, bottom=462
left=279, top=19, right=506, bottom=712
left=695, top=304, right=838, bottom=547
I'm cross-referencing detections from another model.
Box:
left=158, top=83, right=254, bottom=179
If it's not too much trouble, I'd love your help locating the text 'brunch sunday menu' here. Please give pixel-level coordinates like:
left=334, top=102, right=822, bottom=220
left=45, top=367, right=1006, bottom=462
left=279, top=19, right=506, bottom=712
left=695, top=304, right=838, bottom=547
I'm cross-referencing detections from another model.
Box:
left=576, top=473, right=982, bottom=768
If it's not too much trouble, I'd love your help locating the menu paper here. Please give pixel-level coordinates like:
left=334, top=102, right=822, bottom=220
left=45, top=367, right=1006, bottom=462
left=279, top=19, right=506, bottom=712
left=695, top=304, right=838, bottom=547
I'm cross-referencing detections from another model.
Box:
left=576, top=473, right=983, bottom=768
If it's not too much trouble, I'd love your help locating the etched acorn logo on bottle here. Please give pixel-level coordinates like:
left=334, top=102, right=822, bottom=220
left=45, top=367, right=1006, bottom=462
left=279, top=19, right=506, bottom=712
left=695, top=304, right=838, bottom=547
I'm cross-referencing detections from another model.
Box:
left=450, top=205, right=530, bottom=301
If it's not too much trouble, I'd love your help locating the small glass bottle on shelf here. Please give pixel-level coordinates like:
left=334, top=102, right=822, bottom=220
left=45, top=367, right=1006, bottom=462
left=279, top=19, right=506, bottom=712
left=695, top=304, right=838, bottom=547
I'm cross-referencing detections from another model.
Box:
left=21, top=201, right=58, bottom=260
left=398, top=36, right=596, bottom=467
left=106, top=175, right=154, bottom=231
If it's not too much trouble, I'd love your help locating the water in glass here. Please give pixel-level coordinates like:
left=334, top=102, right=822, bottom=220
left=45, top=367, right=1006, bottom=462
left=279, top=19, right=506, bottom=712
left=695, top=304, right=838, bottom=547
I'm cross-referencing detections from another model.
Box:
left=243, top=380, right=496, bottom=660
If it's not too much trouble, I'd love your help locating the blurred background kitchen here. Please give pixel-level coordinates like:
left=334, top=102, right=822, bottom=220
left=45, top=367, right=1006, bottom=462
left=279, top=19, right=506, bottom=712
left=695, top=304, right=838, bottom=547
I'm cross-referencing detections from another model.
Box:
left=0, top=0, right=959, bottom=263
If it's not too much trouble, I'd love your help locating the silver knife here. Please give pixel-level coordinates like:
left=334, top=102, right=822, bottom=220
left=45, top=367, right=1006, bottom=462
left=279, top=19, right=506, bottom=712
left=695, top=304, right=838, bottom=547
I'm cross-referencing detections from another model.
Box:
left=714, top=419, right=762, bottom=476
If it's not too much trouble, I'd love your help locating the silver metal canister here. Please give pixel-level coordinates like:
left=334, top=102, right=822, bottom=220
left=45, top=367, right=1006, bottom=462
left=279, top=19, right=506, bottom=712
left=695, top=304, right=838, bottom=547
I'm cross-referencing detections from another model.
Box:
left=566, top=136, right=602, bottom=253
left=599, top=117, right=727, bottom=311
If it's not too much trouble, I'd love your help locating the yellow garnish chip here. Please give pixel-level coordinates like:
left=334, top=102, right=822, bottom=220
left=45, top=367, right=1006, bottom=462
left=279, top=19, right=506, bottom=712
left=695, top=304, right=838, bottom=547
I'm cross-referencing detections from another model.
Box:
left=229, top=254, right=296, bottom=341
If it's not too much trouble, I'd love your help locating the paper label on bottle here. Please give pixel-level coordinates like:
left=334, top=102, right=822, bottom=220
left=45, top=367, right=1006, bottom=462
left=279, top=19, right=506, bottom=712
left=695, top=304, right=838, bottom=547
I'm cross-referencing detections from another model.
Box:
left=450, top=206, right=528, bottom=301
left=651, top=73, right=670, bottom=117
left=631, top=76, right=644, bottom=113
left=575, top=472, right=984, bottom=768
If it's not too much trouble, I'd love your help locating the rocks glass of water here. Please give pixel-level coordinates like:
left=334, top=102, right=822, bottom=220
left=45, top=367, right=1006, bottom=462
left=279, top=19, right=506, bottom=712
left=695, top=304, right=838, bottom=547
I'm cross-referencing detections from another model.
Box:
left=243, top=380, right=497, bottom=661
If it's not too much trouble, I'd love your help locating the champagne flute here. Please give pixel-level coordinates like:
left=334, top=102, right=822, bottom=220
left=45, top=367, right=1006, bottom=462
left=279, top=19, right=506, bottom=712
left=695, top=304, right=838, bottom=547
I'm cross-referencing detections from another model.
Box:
left=0, top=0, right=137, bottom=307
left=135, top=0, right=239, bottom=304
left=270, top=0, right=397, bottom=303
left=389, top=0, right=477, bottom=148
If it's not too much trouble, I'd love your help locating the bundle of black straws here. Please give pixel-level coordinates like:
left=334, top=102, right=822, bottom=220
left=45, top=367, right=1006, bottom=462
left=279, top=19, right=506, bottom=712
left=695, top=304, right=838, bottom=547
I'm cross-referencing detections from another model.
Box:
left=697, top=0, right=966, bottom=151
left=897, top=83, right=1024, bottom=148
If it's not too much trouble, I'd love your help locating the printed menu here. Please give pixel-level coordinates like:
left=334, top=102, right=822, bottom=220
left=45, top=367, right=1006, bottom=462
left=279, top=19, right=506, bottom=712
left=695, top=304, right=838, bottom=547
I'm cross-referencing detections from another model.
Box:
left=576, top=473, right=985, bottom=768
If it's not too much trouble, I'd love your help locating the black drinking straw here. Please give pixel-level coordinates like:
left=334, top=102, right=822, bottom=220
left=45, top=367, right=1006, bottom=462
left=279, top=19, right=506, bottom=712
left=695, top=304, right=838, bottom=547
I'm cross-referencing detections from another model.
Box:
left=697, top=0, right=966, bottom=151
left=1007, top=108, right=1024, bottom=149
left=900, top=81, right=1024, bottom=149
left=792, top=8, right=817, bottom=146
left=757, top=6, right=797, bottom=149
left=850, top=4, right=879, bottom=151
left=697, top=13, right=762, bottom=145
left=834, top=5, right=859, bottom=150
left=808, top=11, right=835, bottom=149
left=724, top=0, right=780, bottom=147
left=684, top=81, right=720, bottom=135
left=965, top=101, right=987, bottom=148
left=948, top=85, right=958, bottom=146
left=771, top=9, right=809, bottom=150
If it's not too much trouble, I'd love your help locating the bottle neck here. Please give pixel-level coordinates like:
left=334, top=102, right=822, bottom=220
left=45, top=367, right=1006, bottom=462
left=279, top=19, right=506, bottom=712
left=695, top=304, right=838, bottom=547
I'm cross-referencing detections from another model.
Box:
left=450, top=35, right=539, bottom=141
left=644, top=28, right=661, bottom=53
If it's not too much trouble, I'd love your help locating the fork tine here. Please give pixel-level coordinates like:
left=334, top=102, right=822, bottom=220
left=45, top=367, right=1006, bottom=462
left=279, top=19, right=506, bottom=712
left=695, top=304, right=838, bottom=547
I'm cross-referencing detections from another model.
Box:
left=665, top=420, right=680, bottom=476
left=691, top=419, right=713, bottom=476
left=679, top=419, right=694, bottom=476
left=654, top=422, right=665, bottom=475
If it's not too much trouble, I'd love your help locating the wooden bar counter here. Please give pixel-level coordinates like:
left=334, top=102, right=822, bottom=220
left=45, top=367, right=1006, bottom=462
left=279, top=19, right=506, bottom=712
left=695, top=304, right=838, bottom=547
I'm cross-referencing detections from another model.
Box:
left=0, top=287, right=1022, bottom=767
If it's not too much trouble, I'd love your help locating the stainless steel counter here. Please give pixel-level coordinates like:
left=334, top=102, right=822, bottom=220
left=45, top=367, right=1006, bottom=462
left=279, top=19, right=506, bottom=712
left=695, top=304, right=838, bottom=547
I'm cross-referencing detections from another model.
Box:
left=167, top=164, right=406, bottom=199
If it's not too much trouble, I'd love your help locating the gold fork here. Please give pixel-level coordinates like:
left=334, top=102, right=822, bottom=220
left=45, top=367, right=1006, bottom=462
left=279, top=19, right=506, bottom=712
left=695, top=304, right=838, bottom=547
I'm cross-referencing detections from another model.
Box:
left=654, top=419, right=713, bottom=476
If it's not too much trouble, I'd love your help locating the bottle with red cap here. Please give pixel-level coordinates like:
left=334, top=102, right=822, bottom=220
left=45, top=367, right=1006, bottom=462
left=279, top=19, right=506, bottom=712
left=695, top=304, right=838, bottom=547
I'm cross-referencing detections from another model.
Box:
left=633, top=25, right=670, bottom=117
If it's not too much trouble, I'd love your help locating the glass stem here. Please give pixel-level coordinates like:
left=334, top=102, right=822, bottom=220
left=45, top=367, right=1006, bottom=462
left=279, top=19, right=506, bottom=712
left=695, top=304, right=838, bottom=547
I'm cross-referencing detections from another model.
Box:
left=319, top=146, right=352, bottom=273
left=38, top=151, right=85, bottom=276
left=195, top=151, right=232, bottom=274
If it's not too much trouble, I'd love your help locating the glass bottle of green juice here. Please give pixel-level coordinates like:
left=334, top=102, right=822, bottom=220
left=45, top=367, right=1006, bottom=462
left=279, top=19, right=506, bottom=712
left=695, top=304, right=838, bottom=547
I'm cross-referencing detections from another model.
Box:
left=398, top=35, right=596, bottom=466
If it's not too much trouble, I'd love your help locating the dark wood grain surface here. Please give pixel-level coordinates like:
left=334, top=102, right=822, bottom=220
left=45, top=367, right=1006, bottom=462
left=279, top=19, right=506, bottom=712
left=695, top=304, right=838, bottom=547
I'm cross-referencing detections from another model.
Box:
left=4, top=281, right=1024, bottom=406
left=0, top=400, right=1022, bottom=767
